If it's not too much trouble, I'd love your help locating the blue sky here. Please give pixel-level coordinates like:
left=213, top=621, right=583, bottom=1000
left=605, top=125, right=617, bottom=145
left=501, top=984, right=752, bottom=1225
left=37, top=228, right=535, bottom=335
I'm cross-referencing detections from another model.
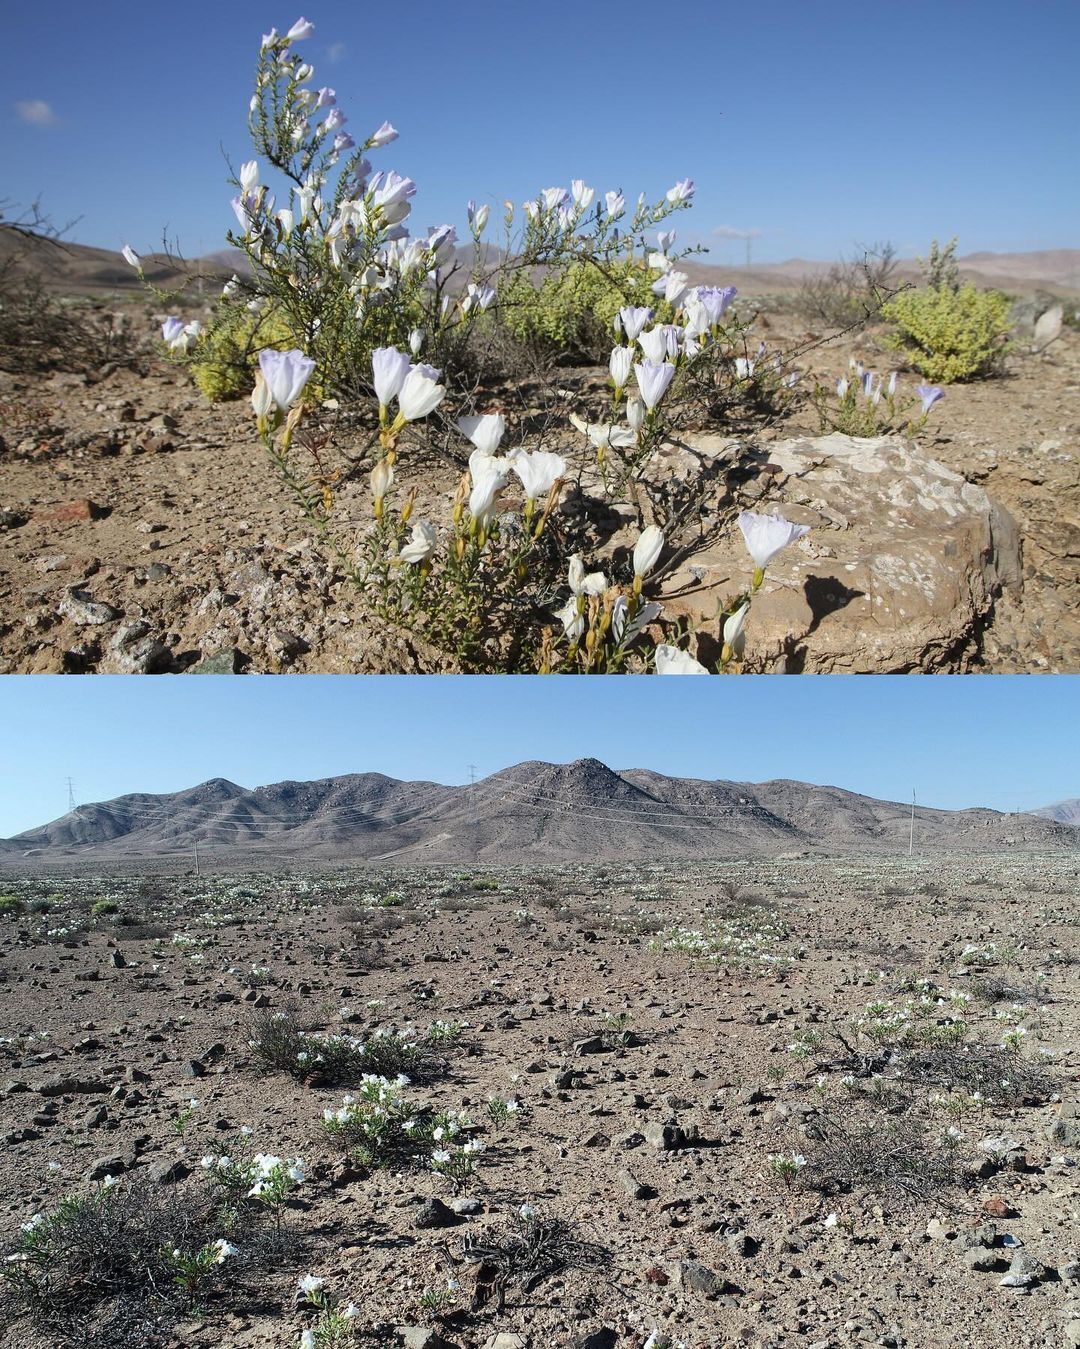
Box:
left=5, top=1, right=1077, bottom=265
left=0, top=676, right=1075, bottom=836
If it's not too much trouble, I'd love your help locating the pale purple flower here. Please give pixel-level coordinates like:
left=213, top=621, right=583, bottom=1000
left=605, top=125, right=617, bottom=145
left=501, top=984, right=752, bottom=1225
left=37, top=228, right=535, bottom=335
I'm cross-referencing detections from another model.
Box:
left=399, top=520, right=437, bottom=565
left=467, top=201, right=490, bottom=233
left=737, top=511, right=810, bottom=571
left=121, top=244, right=140, bottom=269
left=633, top=525, right=664, bottom=578
left=570, top=179, right=595, bottom=210
left=230, top=196, right=253, bottom=234
left=655, top=644, right=708, bottom=674
left=541, top=186, right=569, bottom=213
left=463, top=282, right=496, bottom=313
left=568, top=555, right=608, bottom=597
left=638, top=325, right=681, bottom=363
left=836, top=376, right=849, bottom=398
left=916, top=384, right=944, bottom=414
left=286, top=17, right=315, bottom=41
left=510, top=449, right=566, bottom=502
left=605, top=190, right=625, bottom=219
left=457, top=413, right=505, bottom=456
left=370, top=171, right=416, bottom=225
left=323, top=108, right=346, bottom=132
left=666, top=178, right=695, bottom=203
left=397, top=364, right=445, bottom=421
left=468, top=452, right=511, bottom=527
left=657, top=230, right=676, bottom=253
left=371, top=346, right=412, bottom=407
left=694, top=285, right=736, bottom=326
left=258, top=348, right=316, bottom=410
left=609, top=345, right=634, bottom=390
left=161, top=317, right=186, bottom=347
left=239, top=161, right=259, bottom=195
left=315, top=87, right=336, bottom=108
left=332, top=132, right=354, bottom=152
left=886, top=371, right=898, bottom=396
left=618, top=306, right=653, bottom=342
left=261, top=28, right=279, bottom=48
left=633, top=360, right=676, bottom=411
left=369, top=120, right=398, bottom=147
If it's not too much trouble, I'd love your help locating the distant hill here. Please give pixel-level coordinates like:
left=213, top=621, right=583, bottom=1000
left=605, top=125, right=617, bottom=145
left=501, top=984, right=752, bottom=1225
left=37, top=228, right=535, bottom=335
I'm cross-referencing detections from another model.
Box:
left=3, top=227, right=1077, bottom=299
left=1033, top=798, right=1080, bottom=827
left=0, top=760, right=1073, bottom=868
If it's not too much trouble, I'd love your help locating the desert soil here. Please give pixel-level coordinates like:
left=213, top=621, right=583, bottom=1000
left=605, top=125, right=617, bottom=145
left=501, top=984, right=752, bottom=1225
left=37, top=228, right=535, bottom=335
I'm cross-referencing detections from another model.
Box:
left=0, top=306, right=1077, bottom=674
left=0, top=855, right=1077, bottom=1349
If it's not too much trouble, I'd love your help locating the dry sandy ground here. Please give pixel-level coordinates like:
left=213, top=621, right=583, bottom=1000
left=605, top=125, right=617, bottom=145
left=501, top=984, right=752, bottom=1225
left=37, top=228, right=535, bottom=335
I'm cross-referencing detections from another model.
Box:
left=0, top=855, right=1077, bottom=1349
left=0, top=308, right=1077, bottom=674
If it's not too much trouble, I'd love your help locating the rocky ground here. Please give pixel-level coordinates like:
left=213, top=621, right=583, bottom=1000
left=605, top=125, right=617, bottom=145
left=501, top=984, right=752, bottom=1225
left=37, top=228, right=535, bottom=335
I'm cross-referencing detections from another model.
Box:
left=0, top=855, right=1077, bottom=1348
left=0, top=301, right=1077, bottom=673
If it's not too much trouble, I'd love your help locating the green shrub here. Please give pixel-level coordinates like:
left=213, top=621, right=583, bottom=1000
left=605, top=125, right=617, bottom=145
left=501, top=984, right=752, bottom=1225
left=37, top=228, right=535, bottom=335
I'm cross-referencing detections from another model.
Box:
left=0, top=896, right=24, bottom=917
left=189, top=303, right=303, bottom=402
left=882, top=285, right=1012, bottom=383
left=500, top=258, right=670, bottom=361
left=91, top=899, right=120, bottom=916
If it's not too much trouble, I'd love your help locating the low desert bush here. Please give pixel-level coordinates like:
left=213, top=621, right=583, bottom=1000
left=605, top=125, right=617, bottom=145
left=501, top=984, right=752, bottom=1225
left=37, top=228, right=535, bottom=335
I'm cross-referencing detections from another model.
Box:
left=802, top=1108, right=960, bottom=1200
left=250, top=1003, right=432, bottom=1084
left=882, top=284, right=1012, bottom=382
left=793, top=241, right=900, bottom=330
left=1, top=1180, right=246, bottom=1348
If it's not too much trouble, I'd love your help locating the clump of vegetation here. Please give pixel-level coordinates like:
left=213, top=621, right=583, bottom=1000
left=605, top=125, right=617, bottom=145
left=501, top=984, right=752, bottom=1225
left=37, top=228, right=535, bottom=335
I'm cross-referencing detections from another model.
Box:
left=249, top=1003, right=433, bottom=1084
left=0, top=896, right=25, bottom=917
left=0, top=202, right=138, bottom=376
left=455, top=1206, right=609, bottom=1312
left=189, top=302, right=304, bottom=401
left=793, top=241, right=900, bottom=330
left=802, top=1108, right=961, bottom=1200
left=881, top=240, right=1012, bottom=382
left=499, top=257, right=673, bottom=362
left=0, top=1180, right=246, bottom=1347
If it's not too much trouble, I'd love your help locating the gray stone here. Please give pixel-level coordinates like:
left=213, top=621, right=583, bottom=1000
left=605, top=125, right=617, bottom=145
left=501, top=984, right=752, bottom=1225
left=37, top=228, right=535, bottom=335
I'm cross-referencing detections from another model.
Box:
left=58, top=588, right=122, bottom=627
left=666, top=432, right=1022, bottom=672
left=100, top=622, right=171, bottom=674
left=1049, top=1101, right=1080, bottom=1148
left=675, top=1259, right=734, bottom=1298
left=998, top=1251, right=1045, bottom=1288
left=89, top=1153, right=127, bottom=1180
left=38, top=1076, right=110, bottom=1096
left=1032, top=304, right=1063, bottom=351
left=146, top=1158, right=191, bottom=1184
left=644, top=1121, right=687, bottom=1151
left=617, top=1169, right=653, bottom=1199
left=963, top=1246, right=1002, bottom=1272
left=414, top=1197, right=459, bottom=1229
left=190, top=649, right=241, bottom=674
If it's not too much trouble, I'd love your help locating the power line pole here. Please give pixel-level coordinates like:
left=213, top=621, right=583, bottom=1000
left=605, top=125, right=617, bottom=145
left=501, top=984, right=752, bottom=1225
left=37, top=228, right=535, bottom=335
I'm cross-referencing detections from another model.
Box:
left=467, top=765, right=477, bottom=865
left=908, top=789, right=916, bottom=858
left=66, top=777, right=76, bottom=811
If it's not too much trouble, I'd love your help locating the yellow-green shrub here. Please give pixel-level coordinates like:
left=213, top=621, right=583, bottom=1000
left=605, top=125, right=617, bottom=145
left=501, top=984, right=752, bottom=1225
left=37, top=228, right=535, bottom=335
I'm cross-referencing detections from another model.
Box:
left=881, top=285, right=1012, bottom=383
left=190, top=305, right=302, bottom=401
left=500, top=258, right=671, bottom=360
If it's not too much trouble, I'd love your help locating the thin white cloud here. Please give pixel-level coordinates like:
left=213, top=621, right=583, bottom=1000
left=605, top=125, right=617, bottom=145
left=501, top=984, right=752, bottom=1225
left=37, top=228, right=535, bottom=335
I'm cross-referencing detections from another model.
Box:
left=326, top=41, right=347, bottom=63
left=713, top=224, right=762, bottom=241
left=15, top=99, right=58, bottom=128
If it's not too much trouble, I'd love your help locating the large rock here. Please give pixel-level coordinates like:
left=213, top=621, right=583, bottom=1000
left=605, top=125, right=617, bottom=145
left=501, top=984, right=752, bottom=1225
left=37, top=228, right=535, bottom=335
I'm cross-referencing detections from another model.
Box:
left=667, top=433, right=1021, bottom=672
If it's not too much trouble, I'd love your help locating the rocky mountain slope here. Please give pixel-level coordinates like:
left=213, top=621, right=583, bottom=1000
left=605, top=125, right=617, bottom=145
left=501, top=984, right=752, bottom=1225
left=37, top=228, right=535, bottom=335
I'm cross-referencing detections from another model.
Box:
left=1, top=760, right=1073, bottom=866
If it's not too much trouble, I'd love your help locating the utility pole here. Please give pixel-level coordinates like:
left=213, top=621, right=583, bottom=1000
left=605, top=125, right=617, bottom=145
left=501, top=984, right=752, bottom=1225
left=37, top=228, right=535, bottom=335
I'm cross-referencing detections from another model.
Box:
left=66, top=778, right=76, bottom=811
left=908, top=790, right=916, bottom=858
left=467, top=765, right=477, bottom=865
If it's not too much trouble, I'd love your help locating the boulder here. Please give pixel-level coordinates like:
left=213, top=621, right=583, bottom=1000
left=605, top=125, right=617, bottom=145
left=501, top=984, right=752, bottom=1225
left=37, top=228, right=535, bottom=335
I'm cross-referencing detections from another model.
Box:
left=666, top=433, right=1021, bottom=671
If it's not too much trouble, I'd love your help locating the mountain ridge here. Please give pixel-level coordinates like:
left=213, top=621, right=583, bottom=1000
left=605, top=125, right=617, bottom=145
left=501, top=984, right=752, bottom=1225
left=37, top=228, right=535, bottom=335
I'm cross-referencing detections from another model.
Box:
left=1, top=761, right=1073, bottom=866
